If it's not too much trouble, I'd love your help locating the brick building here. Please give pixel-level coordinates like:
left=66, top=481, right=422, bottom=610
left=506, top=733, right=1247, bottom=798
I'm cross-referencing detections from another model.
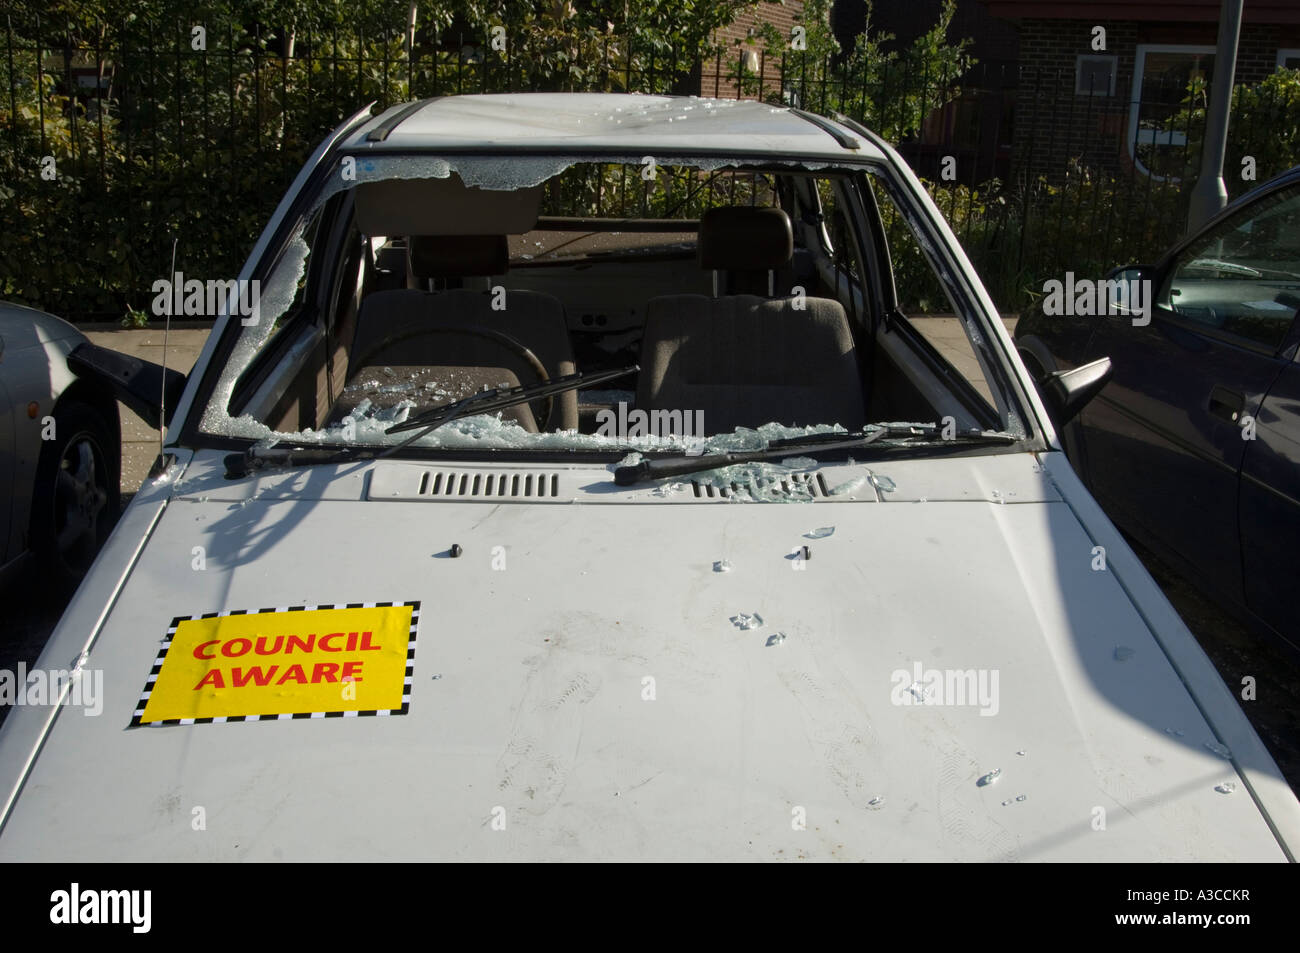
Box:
left=701, top=0, right=806, bottom=99
left=981, top=0, right=1300, bottom=185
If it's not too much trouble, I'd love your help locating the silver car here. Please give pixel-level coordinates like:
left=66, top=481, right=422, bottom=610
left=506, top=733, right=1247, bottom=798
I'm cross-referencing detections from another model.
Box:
left=2, top=94, right=1296, bottom=861
left=0, top=303, right=119, bottom=595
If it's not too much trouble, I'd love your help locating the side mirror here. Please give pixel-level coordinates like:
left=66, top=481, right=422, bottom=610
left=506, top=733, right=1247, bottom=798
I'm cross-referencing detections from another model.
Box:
left=1039, top=356, right=1112, bottom=428
left=67, top=342, right=187, bottom=430
left=1103, top=263, right=1158, bottom=322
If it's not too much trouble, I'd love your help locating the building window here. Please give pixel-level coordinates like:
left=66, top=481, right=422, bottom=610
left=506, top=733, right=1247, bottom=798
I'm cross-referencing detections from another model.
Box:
left=1279, top=49, right=1300, bottom=70
left=1128, top=44, right=1216, bottom=180
left=1076, top=55, right=1116, bottom=96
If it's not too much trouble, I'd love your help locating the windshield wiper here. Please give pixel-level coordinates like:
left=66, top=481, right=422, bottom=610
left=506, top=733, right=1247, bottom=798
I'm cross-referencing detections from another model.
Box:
left=224, top=445, right=374, bottom=478
left=223, top=364, right=640, bottom=478
left=382, top=363, right=639, bottom=443
left=612, top=423, right=1020, bottom=486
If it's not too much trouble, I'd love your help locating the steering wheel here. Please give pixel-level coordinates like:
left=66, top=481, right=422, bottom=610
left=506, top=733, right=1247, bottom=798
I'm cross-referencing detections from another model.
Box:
left=351, top=325, right=554, bottom=431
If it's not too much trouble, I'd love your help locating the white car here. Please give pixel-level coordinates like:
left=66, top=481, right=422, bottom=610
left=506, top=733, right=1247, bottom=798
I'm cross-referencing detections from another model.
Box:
left=2, top=94, right=1296, bottom=861
left=0, top=303, right=120, bottom=595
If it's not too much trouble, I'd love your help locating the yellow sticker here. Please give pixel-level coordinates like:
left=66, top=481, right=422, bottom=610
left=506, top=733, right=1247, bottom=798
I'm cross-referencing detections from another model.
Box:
left=131, top=602, right=419, bottom=726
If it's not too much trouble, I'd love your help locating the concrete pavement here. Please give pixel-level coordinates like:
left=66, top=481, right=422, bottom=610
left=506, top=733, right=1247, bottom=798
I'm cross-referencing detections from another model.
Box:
left=84, top=326, right=210, bottom=494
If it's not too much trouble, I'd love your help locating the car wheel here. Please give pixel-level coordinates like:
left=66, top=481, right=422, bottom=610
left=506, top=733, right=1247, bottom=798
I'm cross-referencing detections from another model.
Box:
left=29, top=400, right=120, bottom=595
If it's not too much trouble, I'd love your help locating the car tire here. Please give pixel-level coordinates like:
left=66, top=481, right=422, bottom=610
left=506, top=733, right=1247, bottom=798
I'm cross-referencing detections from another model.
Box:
left=28, top=399, right=120, bottom=596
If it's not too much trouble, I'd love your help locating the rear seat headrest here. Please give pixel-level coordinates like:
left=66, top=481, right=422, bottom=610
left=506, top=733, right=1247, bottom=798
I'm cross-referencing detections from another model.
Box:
left=698, top=207, right=793, bottom=272
left=409, top=235, right=508, bottom=278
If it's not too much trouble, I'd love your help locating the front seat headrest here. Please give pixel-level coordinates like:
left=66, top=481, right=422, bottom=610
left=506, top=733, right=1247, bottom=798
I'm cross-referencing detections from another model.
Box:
left=698, top=207, right=793, bottom=272
left=409, top=235, right=508, bottom=278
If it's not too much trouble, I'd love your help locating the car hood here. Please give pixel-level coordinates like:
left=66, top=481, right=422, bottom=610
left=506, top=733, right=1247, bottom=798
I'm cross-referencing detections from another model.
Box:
left=0, top=302, right=84, bottom=351
left=0, top=451, right=1288, bottom=860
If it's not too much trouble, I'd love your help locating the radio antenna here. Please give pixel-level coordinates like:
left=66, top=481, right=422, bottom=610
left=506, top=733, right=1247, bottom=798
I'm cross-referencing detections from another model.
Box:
left=159, top=237, right=177, bottom=456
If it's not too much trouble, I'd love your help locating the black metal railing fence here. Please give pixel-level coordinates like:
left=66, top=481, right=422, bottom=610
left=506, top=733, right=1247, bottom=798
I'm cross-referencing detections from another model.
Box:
left=3, top=16, right=1295, bottom=321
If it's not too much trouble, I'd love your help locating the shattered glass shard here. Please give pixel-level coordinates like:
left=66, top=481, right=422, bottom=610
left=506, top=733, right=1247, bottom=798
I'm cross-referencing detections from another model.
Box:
left=828, top=475, right=868, bottom=496
left=1204, top=741, right=1233, bottom=760
left=868, top=472, right=896, bottom=493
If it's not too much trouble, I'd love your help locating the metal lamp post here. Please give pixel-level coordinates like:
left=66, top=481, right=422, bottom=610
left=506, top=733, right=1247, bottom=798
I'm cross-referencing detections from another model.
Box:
left=1187, top=0, right=1245, bottom=233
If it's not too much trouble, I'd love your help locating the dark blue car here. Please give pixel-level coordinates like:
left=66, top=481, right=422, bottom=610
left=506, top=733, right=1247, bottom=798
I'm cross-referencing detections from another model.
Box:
left=1016, top=166, right=1300, bottom=652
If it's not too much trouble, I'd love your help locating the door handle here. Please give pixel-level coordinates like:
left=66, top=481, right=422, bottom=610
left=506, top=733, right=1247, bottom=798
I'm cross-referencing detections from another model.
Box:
left=1208, top=385, right=1245, bottom=423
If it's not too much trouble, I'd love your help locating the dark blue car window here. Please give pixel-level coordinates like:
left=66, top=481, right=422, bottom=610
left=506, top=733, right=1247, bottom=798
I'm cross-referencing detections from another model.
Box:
left=1164, top=184, right=1300, bottom=351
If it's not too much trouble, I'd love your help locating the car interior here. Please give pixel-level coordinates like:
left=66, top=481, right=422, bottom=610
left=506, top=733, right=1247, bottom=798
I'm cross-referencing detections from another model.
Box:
left=220, top=162, right=1003, bottom=446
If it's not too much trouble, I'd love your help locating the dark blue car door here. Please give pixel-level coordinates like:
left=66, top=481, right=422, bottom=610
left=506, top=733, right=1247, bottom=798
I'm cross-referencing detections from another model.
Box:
left=1078, top=182, right=1300, bottom=607
left=1240, top=354, right=1300, bottom=647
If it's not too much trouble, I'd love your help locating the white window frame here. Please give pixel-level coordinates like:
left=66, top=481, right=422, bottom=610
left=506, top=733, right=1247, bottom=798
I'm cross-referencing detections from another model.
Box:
left=1076, top=54, right=1117, bottom=96
left=1279, top=49, right=1300, bottom=70
left=1128, top=43, right=1216, bottom=181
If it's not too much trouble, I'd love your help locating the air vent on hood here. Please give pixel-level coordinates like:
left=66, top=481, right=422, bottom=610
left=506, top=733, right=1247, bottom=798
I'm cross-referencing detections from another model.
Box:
left=691, top=472, right=830, bottom=499
left=415, top=469, right=561, bottom=499
left=367, top=463, right=859, bottom=504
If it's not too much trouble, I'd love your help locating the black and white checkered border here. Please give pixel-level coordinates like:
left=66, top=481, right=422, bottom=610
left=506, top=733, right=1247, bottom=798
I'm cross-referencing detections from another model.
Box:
left=129, top=601, right=421, bottom=728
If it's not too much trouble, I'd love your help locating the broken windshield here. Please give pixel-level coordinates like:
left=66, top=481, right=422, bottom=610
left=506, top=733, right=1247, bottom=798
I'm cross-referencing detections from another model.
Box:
left=196, top=152, right=1022, bottom=458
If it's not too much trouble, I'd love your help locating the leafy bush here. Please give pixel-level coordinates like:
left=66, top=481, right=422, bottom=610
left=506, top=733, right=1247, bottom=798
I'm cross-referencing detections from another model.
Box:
left=0, top=1, right=760, bottom=321
left=1183, top=68, right=1300, bottom=198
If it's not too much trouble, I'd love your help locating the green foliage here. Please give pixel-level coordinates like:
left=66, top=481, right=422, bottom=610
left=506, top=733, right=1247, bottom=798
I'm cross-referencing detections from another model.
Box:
left=1, top=18, right=411, bottom=319
left=917, top=162, right=1190, bottom=312
left=0, top=2, right=761, bottom=320
left=1183, top=68, right=1300, bottom=198
left=121, top=303, right=150, bottom=327
left=540, top=161, right=777, bottom=219
left=743, top=0, right=974, bottom=145
left=10, top=2, right=1289, bottom=322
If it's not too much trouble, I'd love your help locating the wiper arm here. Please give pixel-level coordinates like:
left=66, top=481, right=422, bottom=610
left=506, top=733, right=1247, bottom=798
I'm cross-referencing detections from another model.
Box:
left=612, top=423, right=1019, bottom=486
left=1186, top=258, right=1262, bottom=278
left=383, top=363, right=639, bottom=442
left=222, top=364, right=640, bottom=479
left=224, top=445, right=373, bottom=479
left=865, top=422, right=1021, bottom=445
left=614, top=431, right=885, bottom=485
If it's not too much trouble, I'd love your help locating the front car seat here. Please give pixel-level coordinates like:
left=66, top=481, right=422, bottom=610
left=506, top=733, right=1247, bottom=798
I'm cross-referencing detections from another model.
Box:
left=636, top=207, right=867, bottom=435
left=344, top=235, right=580, bottom=431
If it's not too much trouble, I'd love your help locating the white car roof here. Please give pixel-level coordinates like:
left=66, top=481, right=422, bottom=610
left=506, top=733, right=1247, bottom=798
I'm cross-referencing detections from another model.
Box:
left=345, top=93, right=886, bottom=160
